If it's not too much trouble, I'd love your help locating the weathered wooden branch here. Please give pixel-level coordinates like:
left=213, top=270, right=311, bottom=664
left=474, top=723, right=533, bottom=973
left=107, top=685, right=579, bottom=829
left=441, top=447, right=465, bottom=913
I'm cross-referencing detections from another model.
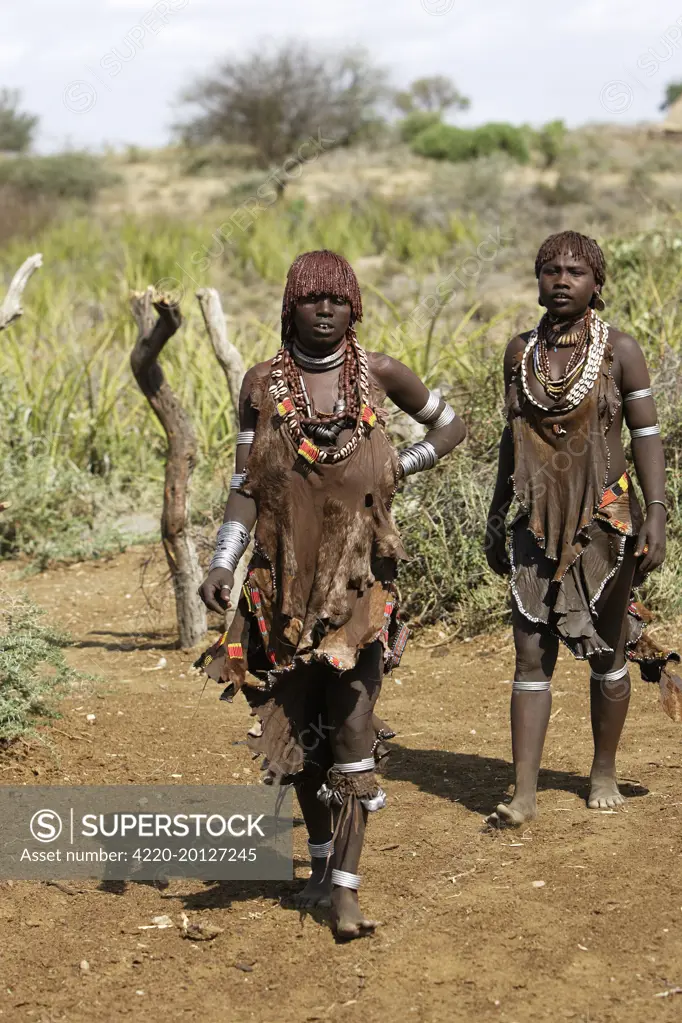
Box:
left=0, top=253, right=42, bottom=332
left=129, top=287, right=207, bottom=649
left=195, top=288, right=246, bottom=429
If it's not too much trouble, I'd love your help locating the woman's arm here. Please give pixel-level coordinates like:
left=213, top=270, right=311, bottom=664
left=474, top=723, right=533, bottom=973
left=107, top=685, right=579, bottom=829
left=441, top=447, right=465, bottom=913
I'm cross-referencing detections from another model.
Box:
left=198, top=366, right=262, bottom=613
left=617, top=332, right=666, bottom=575
left=369, top=353, right=466, bottom=470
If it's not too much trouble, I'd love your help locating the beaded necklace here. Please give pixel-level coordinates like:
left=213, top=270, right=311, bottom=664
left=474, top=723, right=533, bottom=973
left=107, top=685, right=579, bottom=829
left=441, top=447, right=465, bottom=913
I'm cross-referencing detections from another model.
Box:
left=521, top=309, right=609, bottom=413
left=269, top=334, right=377, bottom=465
left=534, top=311, right=590, bottom=402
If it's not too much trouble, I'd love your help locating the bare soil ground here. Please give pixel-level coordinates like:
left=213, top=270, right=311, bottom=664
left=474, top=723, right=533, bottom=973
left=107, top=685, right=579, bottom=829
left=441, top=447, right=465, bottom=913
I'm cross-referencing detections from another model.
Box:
left=1, top=548, right=681, bottom=1023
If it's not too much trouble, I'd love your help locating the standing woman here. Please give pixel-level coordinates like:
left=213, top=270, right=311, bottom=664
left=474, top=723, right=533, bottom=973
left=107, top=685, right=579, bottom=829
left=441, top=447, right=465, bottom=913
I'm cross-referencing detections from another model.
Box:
left=196, top=250, right=466, bottom=939
left=486, top=231, right=675, bottom=826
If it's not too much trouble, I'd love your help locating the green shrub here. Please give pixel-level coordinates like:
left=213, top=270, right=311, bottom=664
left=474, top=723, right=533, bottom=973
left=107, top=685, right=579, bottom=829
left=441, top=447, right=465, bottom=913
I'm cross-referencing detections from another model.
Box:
left=533, top=119, right=567, bottom=167
left=398, top=111, right=442, bottom=144
left=411, top=123, right=474, bottom=161
left=0, top=152, right=118, bottom=201
left=411, top=122, right=530, bottom=164
left=471, top=123, right=530, bottom=163
left=0, top=590, right=84, bottom=742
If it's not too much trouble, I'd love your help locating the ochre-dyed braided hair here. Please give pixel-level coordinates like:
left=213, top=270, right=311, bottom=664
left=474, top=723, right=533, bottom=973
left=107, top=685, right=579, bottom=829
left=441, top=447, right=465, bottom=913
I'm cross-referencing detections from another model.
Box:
left=535, top=231, right=607, bottom=302
left=281, top=249, right=363, bottom=343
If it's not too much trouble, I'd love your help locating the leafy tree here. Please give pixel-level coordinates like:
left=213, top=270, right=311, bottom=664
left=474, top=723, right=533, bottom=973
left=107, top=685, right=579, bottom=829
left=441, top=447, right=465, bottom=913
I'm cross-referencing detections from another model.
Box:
left=394, top=76, right=470, bottom=116
left=0, top=89, right=38, bottom=153
left=176, top=42, right=388, bottom=167
left=660, top=82, right=682, bottom=111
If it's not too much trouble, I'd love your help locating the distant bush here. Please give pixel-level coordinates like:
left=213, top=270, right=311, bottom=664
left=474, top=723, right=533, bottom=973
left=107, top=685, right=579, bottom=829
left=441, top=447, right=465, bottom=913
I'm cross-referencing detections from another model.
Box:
left=411, top=122, right=530, bottom=164
left=0, top=152, right=118, bottom=201
left=398, top=111, right=442, bottom=143
left=471, top=123, right=530, bottom=163
left=532, top=119, right=567, bottom=168
left=411, top=122, right=462, bottom=160
left=0, top=88, right=38, bottom=153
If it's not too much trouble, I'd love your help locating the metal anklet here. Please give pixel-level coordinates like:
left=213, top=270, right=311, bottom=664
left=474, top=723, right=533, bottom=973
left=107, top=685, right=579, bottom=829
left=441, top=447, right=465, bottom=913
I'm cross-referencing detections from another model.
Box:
left=512, top=680, right=552, bottom=692
left=331, top=869, right=361, bottom=890
left=308, top=839, right=334, bottom=859
left=590, top=664, right=629, bottom=683
left=333, top=758, right=375, bottom=773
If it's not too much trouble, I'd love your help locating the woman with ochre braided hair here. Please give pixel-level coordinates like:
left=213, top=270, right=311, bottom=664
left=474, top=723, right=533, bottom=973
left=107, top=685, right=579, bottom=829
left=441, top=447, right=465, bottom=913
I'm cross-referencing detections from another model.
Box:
left=195, top=250, right=466, bottom=940
left=486, top=230, right=680, bottom=827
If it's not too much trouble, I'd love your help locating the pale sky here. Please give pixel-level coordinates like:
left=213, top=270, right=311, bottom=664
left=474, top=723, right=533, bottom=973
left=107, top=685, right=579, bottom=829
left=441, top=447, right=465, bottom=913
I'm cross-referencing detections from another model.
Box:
left=3, top=0, right=682, bottom=152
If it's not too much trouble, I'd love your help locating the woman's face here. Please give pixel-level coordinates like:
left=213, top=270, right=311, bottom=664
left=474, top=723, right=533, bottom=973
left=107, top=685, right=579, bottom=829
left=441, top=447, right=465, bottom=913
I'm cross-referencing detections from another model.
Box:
left=538, top=251, right=598, bottom=319
left=293, top=293, right=351, bottom=352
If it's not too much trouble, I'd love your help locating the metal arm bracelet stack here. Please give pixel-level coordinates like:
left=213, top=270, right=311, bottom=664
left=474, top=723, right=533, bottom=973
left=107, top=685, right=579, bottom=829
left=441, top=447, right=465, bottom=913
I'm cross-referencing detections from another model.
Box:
left=209, top=521, right=250, bottom=574
left=412, top=390, right=457, bottom=431
left=398, top=440, right=438, bottom=478
left=398, top=390, right=457, bottom=478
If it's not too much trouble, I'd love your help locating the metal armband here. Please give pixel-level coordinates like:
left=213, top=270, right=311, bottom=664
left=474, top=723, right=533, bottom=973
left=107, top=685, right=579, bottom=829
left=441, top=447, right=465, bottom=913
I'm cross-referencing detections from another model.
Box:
left=412, top=390, right=456, bottom=430
left=209, top=522, right=250, bottom=574
left=630, top=424, right=660, bottom=439
left=398, top=440, right=438, bottom=478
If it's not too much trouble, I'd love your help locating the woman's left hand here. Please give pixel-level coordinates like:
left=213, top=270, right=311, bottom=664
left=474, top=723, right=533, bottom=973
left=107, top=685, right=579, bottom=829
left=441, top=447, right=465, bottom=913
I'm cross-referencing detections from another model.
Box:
left=635, top=505, right=667, bottom=575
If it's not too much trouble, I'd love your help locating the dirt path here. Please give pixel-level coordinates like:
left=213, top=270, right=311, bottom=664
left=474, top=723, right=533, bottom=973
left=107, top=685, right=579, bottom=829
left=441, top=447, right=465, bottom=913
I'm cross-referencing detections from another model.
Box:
left=1, top=548, right=681, bottom=1023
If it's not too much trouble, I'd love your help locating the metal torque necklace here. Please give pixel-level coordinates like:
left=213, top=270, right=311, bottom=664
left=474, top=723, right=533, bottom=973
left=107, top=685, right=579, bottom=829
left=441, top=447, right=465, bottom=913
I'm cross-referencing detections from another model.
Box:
left=269, top=336, right=376, bottom=464
left=292, top=341, right=347, bottom=371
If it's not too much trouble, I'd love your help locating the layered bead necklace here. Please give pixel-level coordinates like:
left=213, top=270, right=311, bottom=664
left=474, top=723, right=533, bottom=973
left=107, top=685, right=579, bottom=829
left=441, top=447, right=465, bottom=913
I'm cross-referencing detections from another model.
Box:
left=533, top=311, right=590, bottom=403
left=269, top=335, right=377, bottom=465
left=521, top=308, right=609, bottom=413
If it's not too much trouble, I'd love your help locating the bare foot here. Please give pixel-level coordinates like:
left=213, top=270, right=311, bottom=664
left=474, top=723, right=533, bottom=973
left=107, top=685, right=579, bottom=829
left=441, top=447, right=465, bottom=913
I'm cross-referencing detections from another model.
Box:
left=588, top=767, right=626, bottom=810
left=288, top=861, right=332, bottom=909
left=486, top=794, right=537, bottom=828
left=330, top=887, right=378, bottom=941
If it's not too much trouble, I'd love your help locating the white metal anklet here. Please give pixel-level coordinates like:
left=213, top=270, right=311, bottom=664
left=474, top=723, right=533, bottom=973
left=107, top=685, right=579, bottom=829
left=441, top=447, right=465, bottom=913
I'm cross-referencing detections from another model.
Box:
left=331, top=869, right=361, bottom=890
left=308, top=840, right=334, bottom=859
left=333, top=758, right=376, bottom=773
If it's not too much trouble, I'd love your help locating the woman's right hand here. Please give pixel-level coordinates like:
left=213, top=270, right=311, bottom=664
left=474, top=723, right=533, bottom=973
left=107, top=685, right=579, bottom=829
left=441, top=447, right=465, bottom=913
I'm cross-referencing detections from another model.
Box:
left=485, top=520, right=511, bottom=577
left=198, top=568, right=235, bottom=613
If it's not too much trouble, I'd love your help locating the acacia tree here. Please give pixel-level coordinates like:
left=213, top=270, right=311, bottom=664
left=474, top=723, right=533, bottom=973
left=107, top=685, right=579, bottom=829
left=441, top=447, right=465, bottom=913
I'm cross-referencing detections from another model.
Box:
left=394, top=76, right=470, bottom=116
left=175, top=42, right=388, bottom=167
left=0, top=89, right=38, bottom=153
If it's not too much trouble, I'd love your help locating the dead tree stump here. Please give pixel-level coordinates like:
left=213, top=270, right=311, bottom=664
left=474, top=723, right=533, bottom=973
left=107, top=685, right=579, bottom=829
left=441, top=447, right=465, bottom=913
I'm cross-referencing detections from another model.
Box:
left=130, top=288, right=206, bottom=649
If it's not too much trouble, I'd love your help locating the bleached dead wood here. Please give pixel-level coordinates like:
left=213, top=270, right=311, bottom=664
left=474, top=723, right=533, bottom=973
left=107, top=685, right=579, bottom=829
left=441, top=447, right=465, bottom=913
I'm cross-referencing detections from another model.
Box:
left=129, top=287, right=207, bottom=649
left=0, top=253, right=42, bottom=332
left=195, top=288, right=246, bottom=429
